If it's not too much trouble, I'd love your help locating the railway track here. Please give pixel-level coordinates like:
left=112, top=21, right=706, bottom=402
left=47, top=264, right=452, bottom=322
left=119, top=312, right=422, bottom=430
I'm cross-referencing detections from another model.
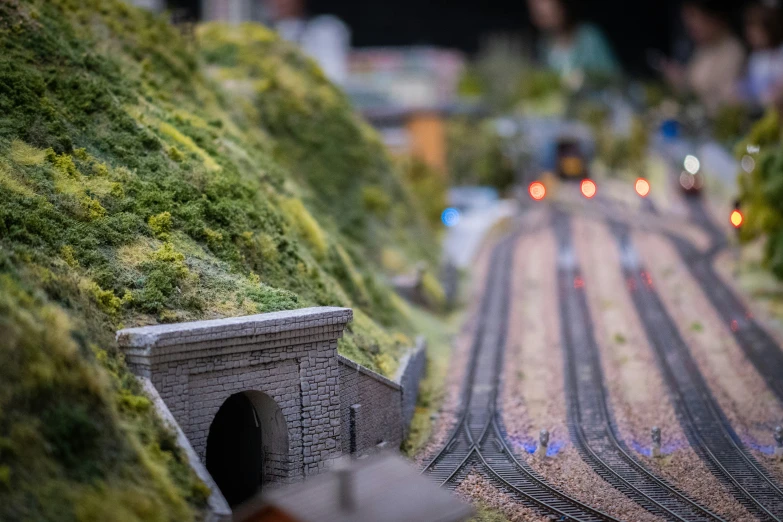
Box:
left=583, top=192, right=783, bottom=406
left=552, top=209, right=724, bottom=522
left=675, top=198, right=783, bottom=405
left=608, top=218, right=783, bottom=521
left=422, top=220, right=617, bottom=522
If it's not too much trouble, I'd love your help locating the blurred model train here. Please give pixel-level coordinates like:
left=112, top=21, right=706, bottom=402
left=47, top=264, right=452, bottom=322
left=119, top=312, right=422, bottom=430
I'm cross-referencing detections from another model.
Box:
left=556, top=138, right=590, bottom=180
left=519, top=119, right=595, bottom=183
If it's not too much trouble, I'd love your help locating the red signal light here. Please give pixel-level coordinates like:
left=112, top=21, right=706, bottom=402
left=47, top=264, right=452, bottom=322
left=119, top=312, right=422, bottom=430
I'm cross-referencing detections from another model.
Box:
left=730, top=210, right=743, bottom=229
left=581, top=179, right=597, bottom=199
left=529, top=181, right=546, bottom=201
left=635, top=178, right=651, bottom=198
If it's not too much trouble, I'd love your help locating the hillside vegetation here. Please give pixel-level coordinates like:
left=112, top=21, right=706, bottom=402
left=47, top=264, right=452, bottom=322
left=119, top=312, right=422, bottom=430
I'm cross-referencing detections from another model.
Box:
left=737, top=111, right=783, bottom=278
left=0, top=1, right=439, bottom=519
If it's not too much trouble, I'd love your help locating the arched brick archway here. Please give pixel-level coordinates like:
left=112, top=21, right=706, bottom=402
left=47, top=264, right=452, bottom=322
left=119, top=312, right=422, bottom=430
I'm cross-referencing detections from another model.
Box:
left=206, top=391, right=289, bottom=506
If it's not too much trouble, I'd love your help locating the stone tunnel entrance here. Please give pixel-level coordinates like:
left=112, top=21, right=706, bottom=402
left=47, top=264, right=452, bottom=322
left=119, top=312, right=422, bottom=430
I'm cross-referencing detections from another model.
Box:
left=117, top=306, right=353, bottom=511
left=206, top=391, right=288, bottom=507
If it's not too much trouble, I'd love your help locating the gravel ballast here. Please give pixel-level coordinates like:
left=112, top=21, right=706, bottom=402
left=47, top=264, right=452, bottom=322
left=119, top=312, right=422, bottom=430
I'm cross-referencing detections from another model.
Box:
left=500, top=219, right=663, bottom=522
left=455, top=472, right=547, bottom=522
left=415, top=207, right=548, bottom=467
left=636, top=231, right=783, bottom=485
left=576, top=218, right=753, bottom=520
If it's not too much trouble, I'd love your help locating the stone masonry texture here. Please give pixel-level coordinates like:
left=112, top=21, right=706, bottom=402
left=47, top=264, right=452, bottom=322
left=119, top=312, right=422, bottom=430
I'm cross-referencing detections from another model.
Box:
left=117, top=307, right=429, bottom=491
left=118, top=307, right=351, bottom=486
left=397, top=338, right=428, bottom=437
left=338, top=356, right=403, bottom=455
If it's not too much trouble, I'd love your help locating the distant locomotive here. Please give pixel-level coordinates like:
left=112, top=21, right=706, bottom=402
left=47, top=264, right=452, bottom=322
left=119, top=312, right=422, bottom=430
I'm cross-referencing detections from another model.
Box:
left=556, top=138, right=590, bottom=180
left=517, top=118, right=594, bottom=185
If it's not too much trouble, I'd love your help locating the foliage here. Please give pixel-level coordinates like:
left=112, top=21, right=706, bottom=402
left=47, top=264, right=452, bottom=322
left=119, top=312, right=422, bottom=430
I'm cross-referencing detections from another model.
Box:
left=712, top=104, right=751, bottom=145
left=737, top=111, right=783, bottom=278
left=517, top=68, right=563, bottom=101
left=469, top=506, right=512, bottom=522
left=0, top=1, right=439, bottom=518
left=447, top=119, right=515, bottom=191
left=196, top=23, right=436, bottom=263
left=593, top=116, right=649, bottom=175
left=0, top=276, right=208, bottom=522
left=401, top=158, right=450, bottom=228
left=459, top=36, right=531, bottom=112
left=420, top=270, right=447, bottom=311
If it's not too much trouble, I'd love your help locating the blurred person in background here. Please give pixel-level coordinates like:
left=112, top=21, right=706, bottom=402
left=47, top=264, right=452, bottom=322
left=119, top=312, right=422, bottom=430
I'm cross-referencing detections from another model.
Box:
left=740, top=0, right=783, bottom=107
left=526, top=0, right=620, bottom=77
left=263, top=0, right=351, bottom=85
left=662, top=0, right=745, bottom=112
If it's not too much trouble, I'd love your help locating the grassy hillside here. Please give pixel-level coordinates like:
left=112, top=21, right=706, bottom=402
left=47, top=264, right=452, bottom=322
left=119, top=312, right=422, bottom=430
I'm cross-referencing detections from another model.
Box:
left=0, top=1, right=439, bottom=519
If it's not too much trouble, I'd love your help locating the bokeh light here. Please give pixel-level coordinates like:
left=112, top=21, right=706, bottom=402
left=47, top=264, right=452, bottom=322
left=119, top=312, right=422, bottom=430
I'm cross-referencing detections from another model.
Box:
left=680, top=171, right=694, bottom=190
left=635, top=178, right=650, bottom=198
left=441, top=208, right=461, bottom=227
left=684, top=155, right=700, bottom=175
left=741, top=155, right=756, bottom=174
left=730, top=209, right=744, bottom=229
left=580, top=179, right=597, bottom=199
left=529, top=181, right=547, bottom=201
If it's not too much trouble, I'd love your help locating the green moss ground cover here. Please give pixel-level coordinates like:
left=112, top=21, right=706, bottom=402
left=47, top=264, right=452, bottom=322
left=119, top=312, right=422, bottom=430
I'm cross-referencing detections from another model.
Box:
left=0, top=1, right=439, bottom=519
left=469, top=505, right=511, bottom=522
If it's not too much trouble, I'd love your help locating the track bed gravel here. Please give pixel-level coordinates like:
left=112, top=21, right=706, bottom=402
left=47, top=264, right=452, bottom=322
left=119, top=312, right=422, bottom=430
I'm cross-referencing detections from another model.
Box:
left=500, top=219, right=662, bottom=522
left=637, top=231, right=783, bottom=485
left=455, top=472, right=547, bottom=522
left=415, top=207, right=549, bottom=467
left=576, top=219, right=753, bottom=520
left=713, top=248, right=783, bottom=351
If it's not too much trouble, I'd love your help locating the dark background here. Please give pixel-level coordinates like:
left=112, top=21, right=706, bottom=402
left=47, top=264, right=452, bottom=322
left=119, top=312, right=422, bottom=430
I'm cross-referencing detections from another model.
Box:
left=308, top=0, right=688, bottom=74
left=174, top=0, right=752, bottom=74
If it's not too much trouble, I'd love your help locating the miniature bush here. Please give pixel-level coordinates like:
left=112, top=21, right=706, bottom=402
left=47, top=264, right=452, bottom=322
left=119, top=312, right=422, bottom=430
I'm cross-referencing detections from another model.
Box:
left=9, top=139, right=45, bottom=166
left=0, top=277, right=206, bottom=521
left=280, top=198, right=329, bottom=258
left=362, top=185, right=392, bottom=217
left=420, top=270, right=447, bottom=311
left=402, top=158, right=450, bottom=228
left=737, top=111, right=783, bottom=278
left=148, top=212, right=173, bottom=239
left=446, top=119, right=515, bottom=192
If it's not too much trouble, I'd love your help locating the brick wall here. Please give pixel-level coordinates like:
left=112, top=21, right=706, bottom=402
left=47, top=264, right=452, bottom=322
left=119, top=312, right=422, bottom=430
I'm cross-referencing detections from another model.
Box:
left=397, top=338, right=428, bottom=436
left=338, top=338, right=428, bottom=456
left=338, top=356, right=404, bottom=456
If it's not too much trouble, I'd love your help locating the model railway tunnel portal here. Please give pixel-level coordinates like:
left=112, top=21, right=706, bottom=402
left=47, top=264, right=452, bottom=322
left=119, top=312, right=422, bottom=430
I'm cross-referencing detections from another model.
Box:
left=117, top=306, right=427, bottom=515
left=206, top=390, right=288, bottom=506
left=117, top=308, right=353, bottom=499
